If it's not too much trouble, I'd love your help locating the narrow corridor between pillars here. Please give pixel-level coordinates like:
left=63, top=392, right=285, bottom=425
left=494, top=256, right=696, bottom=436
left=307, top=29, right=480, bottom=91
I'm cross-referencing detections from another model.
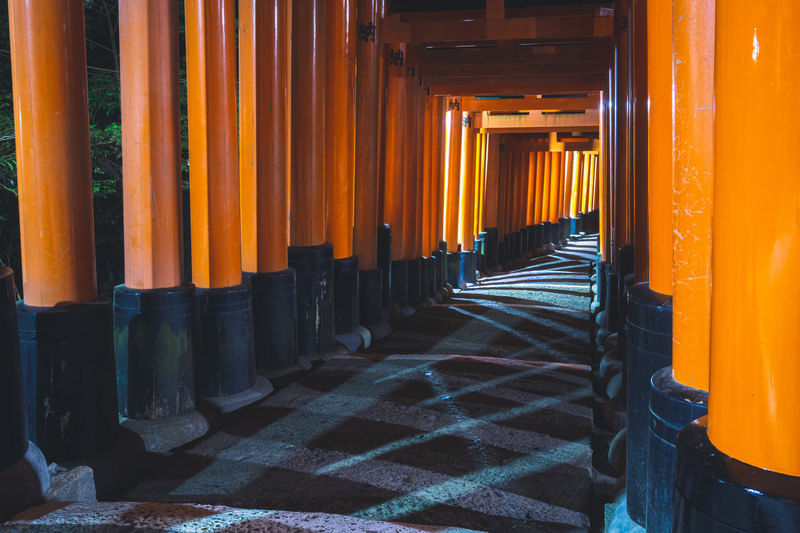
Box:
left=6, top=235, right=603, bottom=533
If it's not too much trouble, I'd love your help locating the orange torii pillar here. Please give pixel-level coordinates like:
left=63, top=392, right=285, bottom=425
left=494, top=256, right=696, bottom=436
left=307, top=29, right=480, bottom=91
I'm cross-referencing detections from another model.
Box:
left=404, top=64, right=423, bottom=308
left=114, top=0, right=197, bottom=430
left=353, top=0, right=388, bottom=337
left=644, top=0, right=713, bottom=530
left=619, top=0, right=674, bottom=526
left=326, top=0, right=363, bottom=350
left=430, top=96, right=449, bottom=290
left=290, top=0, right=334, bottom=358
left=515, top=151, right=530, bottom=257
left=186, top=0, right=265, bottom=409
left=383, top=43, right=409, bottom=310
left=11, top=0, right=117, bottom=462
left=443, top=100, right=463, bottom=287
left=547, top=150, right=564, bottom=247
left=496, top=147, right=510, bottom=263
left=474, top=133, right=488, bottom=269
left=239, top=0, right=299, bottom=375
left=524, top=151, right=537, bottom=254
left=531, top=151, right=547, bottom=253
left=482, top=134, right=501, bottom=270
left=458, top=114, right=477, bottom=283
left=419, top=90, right=438, bottom=299
left=675, top=2, right=800, bottom=530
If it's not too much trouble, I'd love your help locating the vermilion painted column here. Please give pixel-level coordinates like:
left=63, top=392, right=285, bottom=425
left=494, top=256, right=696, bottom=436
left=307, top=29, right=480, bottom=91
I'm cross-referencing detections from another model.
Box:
left=290, top=0, right=335, bottom=357
left=239, top=0, right=298, bottom=374
left=483, top=133, right=500, bottom=269
left=383, top=43, right=409, bottom=308
left=676, top=2, right=800, bottom=531
left=569, top=152, right=581, bottom=219
left=404, top=65, right=422, bottom=307
left=444, top=101, right=462, bottom=253
left=459, top=120, right=476, bottom=252
left=186, top=0, right=264, bottom=407
left=326, top=0, right=361, bottom=347
left=10, top=0, right=117, bottom=461
left=353, top=0, right=385, bottom=332
left=114, top=0, right=196, bottom=425
left=547, top=151, right=562, bottom=246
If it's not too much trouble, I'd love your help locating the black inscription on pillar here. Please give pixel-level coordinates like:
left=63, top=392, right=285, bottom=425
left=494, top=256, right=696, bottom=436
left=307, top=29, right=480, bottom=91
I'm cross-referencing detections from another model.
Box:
left=389, top=49, right=404, bottom=66
left=448, top=98, right=460, bottom=111
left=620, top=16, right=628, bottom=32
left=407, top=66, right=415, bottom=77
left=463, top=115, right=472, bottom=128
left=426, top=86, right=430, bottom=95
left=359, top=21, right=377, bottom=42
left=500, top=144, right=505, bottom=152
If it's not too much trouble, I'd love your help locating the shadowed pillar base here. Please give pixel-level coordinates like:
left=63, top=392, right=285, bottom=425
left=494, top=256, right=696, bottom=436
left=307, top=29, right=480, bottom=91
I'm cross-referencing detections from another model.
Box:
left=114, top=285, right=195, bottom=419
left=390, top=259, right=409, bottom=311
left=377, top=224, right=392, bottom=309
left=194, top=283, right=272, bottom=413
left=245, top=269, right=301, bottom=376
left=625, top=281, right=672, bottom=527
left=359, top=268, right=390, bottom=342
left=334, top=256, right=363, bottom=353
left=647, top=367, right=708, bottom=532
left=18, top=300, right=119, bottom=462
left=407, top=257, right=422, bottom=307
left=289, top=243, right=336, bottom=359
left=675, top=417, right=800, bottom=532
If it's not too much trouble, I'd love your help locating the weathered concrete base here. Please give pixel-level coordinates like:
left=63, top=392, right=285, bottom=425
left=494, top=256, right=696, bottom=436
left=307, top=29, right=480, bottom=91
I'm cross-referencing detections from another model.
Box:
left=201, top=376, right=273, bottom=415
left=607, top=495, right=645, bottom=533
left=0, top=442, right=49, bottom=523
left=120, top=410, right=213, bottom=453
left=354, top=325, right=372, bottom=350
left=45, top=464, right=96, bottom=503
left=335, top=331, right=363, bottom=354
left=367, top=321, right=392, bottom=342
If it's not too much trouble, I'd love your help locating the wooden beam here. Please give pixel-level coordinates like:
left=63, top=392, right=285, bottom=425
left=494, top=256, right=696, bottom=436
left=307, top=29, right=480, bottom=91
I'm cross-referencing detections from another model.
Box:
left=462, top=94, right=600, bottom=112
left=382, top=15, right=613, bottom=44
left=428, top=76, right=606, bottom=96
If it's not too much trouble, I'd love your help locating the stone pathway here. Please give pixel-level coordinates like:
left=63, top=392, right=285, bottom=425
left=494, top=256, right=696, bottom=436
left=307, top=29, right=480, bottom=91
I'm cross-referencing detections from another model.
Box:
left=4, top=236, right=599, bottom=533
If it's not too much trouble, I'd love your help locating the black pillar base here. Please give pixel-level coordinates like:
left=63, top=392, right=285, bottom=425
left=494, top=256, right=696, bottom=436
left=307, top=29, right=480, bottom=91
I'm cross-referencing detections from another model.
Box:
left=485, top=228, right=499, bottom=268
left=498, top=238, right=507, bottom=265
left=559, top=217, right=569, bottom=244
left=432, top=250, right=444, bottom=291
left=289, top=243, right=335, bottom=357
left=570, top=217, right=579, bottom=237
left=334, top=256, right=359, bottom=335
left=462, top=251, right=477, bottom=284
left=113, top=284, right=195, bottom=419
left=550, top=220, right=561, bottom=245
left=359, top=267, right=382, bottom=327
left=648, top=367, right=708, bottom=533
left=407, top=257, right=422, bottom=307
left=194, top=283, right=258, bottom=399
left=477, top=232, right=487, bottom=272
left=512, top=230, right=521, bottom=258
left=625, top=281, right=673, bottom=527
left=520, top=227, right=530, bottom=254
left=675, top=417, right=800, bottom=532
left=576, top=212, right=585, bottom=234
left=0, top=268, right=26, bottom=472
left=541, top=222, right=552, bottom=249
left=245, top=269, right=298, bottom=374
left=594, top=260, right=607, bottom=314
left=18, top=300, right=118, bottom=462
left=390, top=259, right=409, bottom=309
left=446, top=252, right=462, bottom=288
left=424, top=256, right=436, bottom=298
left=378, top=224, right=392, bottom=308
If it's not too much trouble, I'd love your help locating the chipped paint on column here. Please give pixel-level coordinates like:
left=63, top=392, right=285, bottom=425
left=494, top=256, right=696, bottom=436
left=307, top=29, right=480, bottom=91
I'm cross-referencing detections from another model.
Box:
left=671, top=0, right=713, bottom=390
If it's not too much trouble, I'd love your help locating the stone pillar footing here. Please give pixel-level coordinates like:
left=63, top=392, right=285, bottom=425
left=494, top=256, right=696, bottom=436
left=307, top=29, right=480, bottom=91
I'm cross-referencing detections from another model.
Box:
left=246, top=269, right=298, bottom=375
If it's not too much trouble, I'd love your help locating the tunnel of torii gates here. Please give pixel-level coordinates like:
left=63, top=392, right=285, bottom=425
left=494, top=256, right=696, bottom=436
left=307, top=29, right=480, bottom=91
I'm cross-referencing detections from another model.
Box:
left=0, top=0, right=799, bottom=531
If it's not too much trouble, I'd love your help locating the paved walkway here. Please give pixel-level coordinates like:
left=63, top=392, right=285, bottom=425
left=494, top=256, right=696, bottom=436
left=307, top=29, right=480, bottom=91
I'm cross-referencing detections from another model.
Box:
left=5, top=236, right=599, bottom=533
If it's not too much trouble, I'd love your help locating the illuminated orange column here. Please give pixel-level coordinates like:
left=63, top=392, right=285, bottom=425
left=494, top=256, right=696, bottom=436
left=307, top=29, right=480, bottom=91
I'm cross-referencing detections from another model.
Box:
left=670, top=0, right=713, bottom=390
left=548, top=152, right=562, bottom=224
left=114, top=0, right=197, bottom=422
left=354, top=0, right=380, bottom=271
left=474, top=133, right=486, bottom=240
left=326, top=0, right=356, bottom=260
left=569, top=152, right=581, bottom=218
left=443, top=101, right=462, bottom=253
left=120, top=1, right=183, bottom=291
left=421, top=93, right=433, bottom=257
left=483, top=134, right=500, bottom=269
left=291, top=0, right=327, bottom=247
left=186, top=0, right=241, bottom=290
left=10, top=0, right=117, bottom=459
left=458, top=119, right=476, bottom=252
left=240, top=0, right=290, bottom=275
left=562, top=151, right=574, bottom=219
left=11, top=0, right=96, bottom=307
left=646, top=0, right=673, bottom=296
left=402, top=67, right=420, bottom=262
left=383, top=44, right=407, bottom=261
left=526, top=153, right=537, bottom=227
left=707, top=0, right=800, bottom=475
left=533, top=152, right=546, bottom=225
left=540, top=153, right=552, bottom=227
left=430, top=96, right=446, bottom=254
left=580, top=153, right=591, bottom=215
